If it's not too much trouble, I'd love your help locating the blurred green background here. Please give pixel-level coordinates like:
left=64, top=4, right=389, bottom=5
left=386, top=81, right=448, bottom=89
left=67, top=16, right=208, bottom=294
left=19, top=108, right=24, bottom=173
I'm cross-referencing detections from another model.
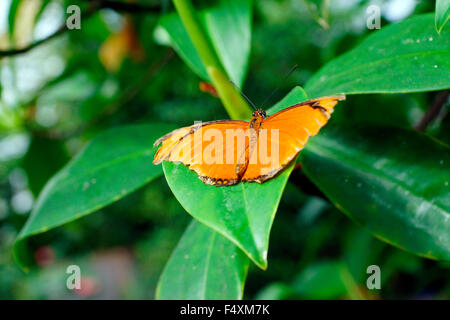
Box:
left=0, top=0, right=449, bottom=299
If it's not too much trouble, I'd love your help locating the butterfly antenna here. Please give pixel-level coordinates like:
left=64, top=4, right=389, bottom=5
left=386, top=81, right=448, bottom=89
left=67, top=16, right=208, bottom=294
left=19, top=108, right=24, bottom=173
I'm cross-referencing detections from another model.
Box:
left=229, top=80, right=258, bottom=111
left=261, top=64, right=298, bottom=109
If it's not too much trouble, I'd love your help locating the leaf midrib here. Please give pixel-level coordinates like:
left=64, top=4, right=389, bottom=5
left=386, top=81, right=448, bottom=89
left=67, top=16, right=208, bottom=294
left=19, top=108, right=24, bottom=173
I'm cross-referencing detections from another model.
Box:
left=202, top=230, right=216, bottom=299
left=239, top=183, right=260, bottom=255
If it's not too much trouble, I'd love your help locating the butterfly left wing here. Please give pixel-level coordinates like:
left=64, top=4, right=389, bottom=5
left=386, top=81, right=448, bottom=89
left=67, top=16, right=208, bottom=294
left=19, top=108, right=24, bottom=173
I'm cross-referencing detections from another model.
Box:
left=153, top=120, right=250, bottom=186
left=242, top=95, right=345, bottom=182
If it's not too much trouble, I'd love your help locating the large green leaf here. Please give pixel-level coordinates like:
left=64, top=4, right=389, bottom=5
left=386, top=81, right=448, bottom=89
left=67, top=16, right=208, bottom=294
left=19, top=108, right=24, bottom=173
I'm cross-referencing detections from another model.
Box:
left=162, top=162, right=293, bottom=269
left=156, top=220, right=249, bottom=299
left=154, top=13, right=207, bottom=80
left=161, top=88, right=308, bottom=269
left=14, top=123, right=175, bottom=270
left=302, top=125, right=450, bottom=260
left=305, top=14, right=450, bottom=97
left=436, top=0, right=450, bottom=34
left=154, top=0, right=252, bottom=86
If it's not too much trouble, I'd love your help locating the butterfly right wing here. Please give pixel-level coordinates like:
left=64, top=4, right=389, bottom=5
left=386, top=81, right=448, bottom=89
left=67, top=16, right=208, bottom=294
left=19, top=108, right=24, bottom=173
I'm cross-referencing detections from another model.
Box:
left=153, top=120, right=250, bottom=186
left=242, top=95, right=345, bottom=183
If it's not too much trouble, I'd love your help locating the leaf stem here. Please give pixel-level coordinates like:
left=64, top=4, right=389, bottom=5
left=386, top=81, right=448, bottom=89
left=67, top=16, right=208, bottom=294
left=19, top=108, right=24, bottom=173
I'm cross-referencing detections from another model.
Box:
left=339, top=263, right=368, bottom=300
left=0, top=1, right=162, bottom=58
left=172, top=0, right=252, bottom=120
left=415, top=89, right=449, bottom=131
left=208, top=67, right=253, bottom=120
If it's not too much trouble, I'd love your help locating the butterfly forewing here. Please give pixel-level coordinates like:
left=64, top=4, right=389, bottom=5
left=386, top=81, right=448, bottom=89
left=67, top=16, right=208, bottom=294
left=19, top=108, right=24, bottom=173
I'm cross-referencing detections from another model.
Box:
left=242, top=95, right=345, bottom=182
left=153, top=120, right=249, bottom=185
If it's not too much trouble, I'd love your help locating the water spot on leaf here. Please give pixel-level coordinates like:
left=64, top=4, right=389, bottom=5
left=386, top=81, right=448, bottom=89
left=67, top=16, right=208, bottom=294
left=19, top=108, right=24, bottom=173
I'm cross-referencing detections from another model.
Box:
left=224, top=197, right=233, bottom=212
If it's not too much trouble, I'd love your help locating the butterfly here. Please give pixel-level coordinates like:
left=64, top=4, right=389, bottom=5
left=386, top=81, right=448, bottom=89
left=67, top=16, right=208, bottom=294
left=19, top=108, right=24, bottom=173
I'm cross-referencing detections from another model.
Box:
left=153, top=94, right=345, bottom=186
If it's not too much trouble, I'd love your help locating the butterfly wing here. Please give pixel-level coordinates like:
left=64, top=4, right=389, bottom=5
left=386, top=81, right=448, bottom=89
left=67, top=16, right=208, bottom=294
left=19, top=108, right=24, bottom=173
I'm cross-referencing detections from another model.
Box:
left=242, top=95, right=345, bottom=182
left=153, top=120, right=249, bottom=186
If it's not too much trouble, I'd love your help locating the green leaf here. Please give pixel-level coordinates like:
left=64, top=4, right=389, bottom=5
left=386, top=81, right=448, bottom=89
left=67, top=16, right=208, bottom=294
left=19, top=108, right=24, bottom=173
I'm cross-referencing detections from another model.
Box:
left=302, top=125, right=450, bottom=260
left=154, top=13, right=208, bottom=80
left=436, top=0, right=450, bottom=34
left=305, top=14, right=450, bottom=97
left=161, top=87, right=308, bottom=269
left=266, top=86, right=309, bottom=115
left=292, top=261, right=347, bottom=299
left=162, top=0, right=252, bottom=120
left=156, top=220, right=249, bottom=299
left=162, top=162, right=293, bottom=269
left=14, top=123, right=176, bottom=270
left=154, top=0, right=252, bottom=86
left=202, top=0, right=252, bottom=87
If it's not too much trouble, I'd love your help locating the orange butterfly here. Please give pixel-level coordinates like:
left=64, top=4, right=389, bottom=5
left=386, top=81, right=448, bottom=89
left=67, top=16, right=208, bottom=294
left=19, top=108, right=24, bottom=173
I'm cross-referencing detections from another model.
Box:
left=153, top=95, right=345, bottom=186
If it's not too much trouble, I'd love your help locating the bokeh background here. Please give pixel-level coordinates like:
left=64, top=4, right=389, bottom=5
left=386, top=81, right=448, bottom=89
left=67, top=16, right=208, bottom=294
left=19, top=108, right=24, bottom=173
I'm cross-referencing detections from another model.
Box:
left=0, top=0, right=449, bottom=299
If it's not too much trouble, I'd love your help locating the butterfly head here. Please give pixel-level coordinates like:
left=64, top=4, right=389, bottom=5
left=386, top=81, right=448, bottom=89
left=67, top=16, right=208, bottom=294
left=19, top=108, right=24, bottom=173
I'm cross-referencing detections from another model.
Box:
left=252, top=109, right=267, bottom=119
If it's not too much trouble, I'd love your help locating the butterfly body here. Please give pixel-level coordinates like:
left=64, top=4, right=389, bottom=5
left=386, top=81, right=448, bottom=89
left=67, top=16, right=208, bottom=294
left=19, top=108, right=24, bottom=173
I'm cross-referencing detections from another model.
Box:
left=249, top=109, right=266, bottom=130
left=153, top=95, right=345, bottom=186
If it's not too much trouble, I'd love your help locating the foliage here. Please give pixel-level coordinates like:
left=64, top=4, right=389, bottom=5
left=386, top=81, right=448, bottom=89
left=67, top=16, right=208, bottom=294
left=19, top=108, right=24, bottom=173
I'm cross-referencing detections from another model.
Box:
left=0, top=0, right=449, bottom=300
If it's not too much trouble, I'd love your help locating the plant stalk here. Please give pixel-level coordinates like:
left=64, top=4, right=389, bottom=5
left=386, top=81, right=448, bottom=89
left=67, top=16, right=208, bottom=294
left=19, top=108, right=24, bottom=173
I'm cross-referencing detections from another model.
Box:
left=172, top=0, right=252, bottom=120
